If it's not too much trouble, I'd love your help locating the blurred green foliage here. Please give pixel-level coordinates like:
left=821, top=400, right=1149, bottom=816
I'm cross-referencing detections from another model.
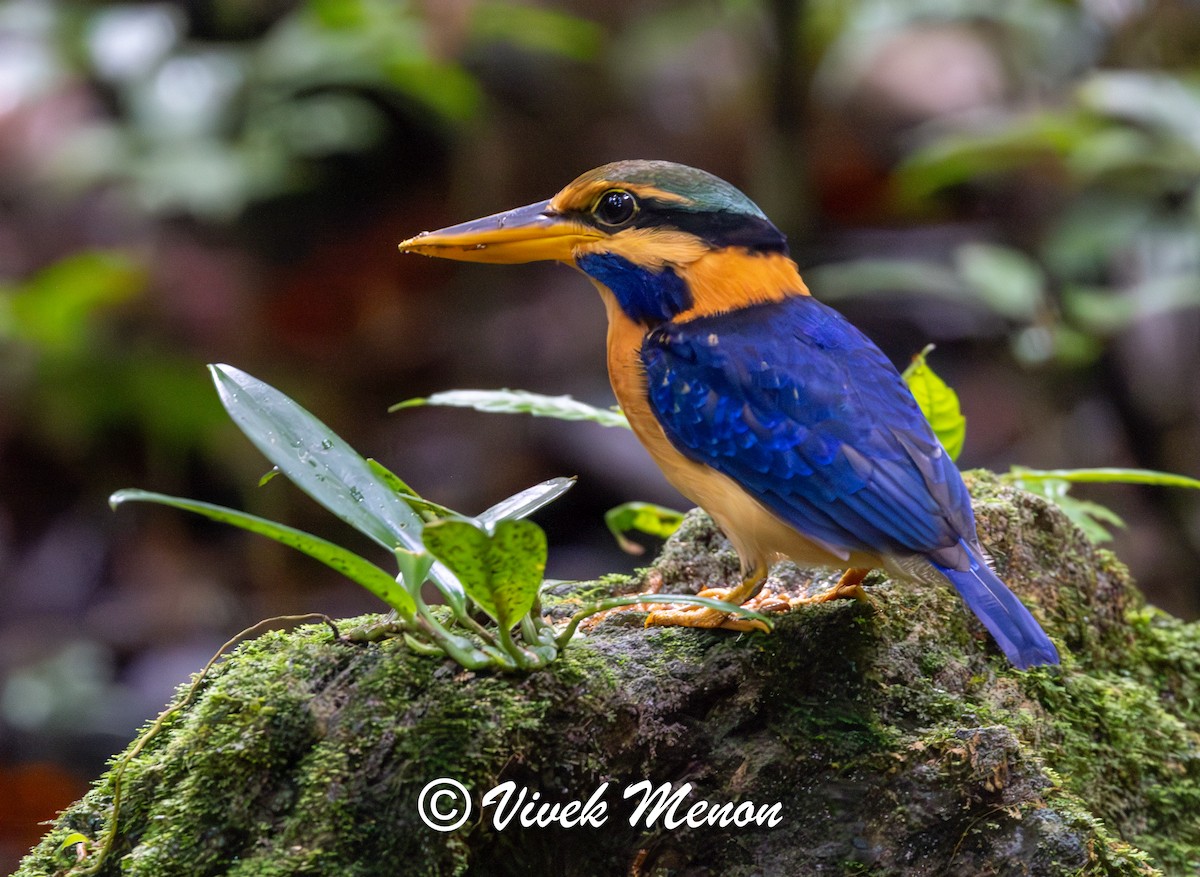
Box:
left=794, top=0, right=1200, bottom=374
left=0, top=251, right=142, bottom=353
left=0, top=0, right=603, bottom=465
left=14, top=0, right=600, bottom=219
left=895, top=71, right=1200, bottom=366
left=0, top=250, right=223, bottom=457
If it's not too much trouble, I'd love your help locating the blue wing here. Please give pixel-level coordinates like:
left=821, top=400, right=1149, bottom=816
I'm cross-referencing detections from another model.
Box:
left=642, top=295, right=1059, bottom=668
left=642, top=295, right=974, bottom=566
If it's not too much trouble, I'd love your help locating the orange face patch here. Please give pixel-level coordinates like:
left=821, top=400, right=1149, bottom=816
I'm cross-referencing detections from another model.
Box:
left=673, top=250, right=809, bottom=320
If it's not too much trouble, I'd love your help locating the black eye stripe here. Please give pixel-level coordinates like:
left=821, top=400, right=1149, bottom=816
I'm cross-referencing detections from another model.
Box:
left=581, top=189, right=789, bottom=254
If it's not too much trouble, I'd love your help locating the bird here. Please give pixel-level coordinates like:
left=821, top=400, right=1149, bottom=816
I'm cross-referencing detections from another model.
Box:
left=397, top=160, right=1059, bottom=669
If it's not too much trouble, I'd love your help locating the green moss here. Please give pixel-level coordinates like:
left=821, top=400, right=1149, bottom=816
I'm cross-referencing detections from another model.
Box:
left=15, top=474, right=1200, bottom=875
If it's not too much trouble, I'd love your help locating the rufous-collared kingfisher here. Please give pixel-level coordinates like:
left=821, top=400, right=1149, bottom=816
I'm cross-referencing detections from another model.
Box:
left=398, top=160, right=1059, bottom=669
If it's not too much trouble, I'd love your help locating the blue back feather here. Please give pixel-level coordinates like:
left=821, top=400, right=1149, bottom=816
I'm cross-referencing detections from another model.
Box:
left=643, top=295, right=973, bottom=563
left=642, top=295, right=1059, bottom=667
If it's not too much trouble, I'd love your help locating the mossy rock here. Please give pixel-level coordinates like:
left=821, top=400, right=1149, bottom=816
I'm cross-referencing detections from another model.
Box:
left=15, top=472, right=1200, bottom=876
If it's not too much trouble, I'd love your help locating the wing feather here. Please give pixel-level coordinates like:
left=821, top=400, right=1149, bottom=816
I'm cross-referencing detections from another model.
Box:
left=642, top=295, right=975, bottom=561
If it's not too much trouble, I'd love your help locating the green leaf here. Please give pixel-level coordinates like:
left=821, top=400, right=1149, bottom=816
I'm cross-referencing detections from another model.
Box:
left=392, top=389, right=630, bottom=429
left=955, top=243, right=1047, bottom=322
left=364, top=457, right=420, bottom=497
left=1055, top=493, right=1127, bottom=543
left=208, top=364, right=465, bottom=610
left=901, top=345, right=966, bottom=461
left=895, top=112, right=1097, bottom=206
left=366, top=457, right=454, bottom=521
left=1078, top=71, right=1200, bottom=149
left=1065, top=277, right=1200, bottom=337
left=423, top=519, right=547, bottom=629
left=394, top=548, right=435, bottom=599
left=805, top=258, right=965, bottom=303
left=5, top=250, right=146, bottom=352
left=1003, top=475, right=1126, bottom=542
left=605, top=502, right=685, bottom=555
left=384, top=59, right=481, bottom=121
left=109, top=489, right=416, bottom=617
left=1008, top=466, right=1200, bottom=490
left=1004, top=467, right=1200, bottom=543
left=469, top=2, right=604, bottom=61
left=478, top=477, right=576, bottom=528
left=56, top=833, right=89, bottom=860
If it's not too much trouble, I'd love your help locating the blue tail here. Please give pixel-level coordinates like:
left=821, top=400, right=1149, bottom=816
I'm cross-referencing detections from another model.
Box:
left=932, top=541, right=1059, bottom=669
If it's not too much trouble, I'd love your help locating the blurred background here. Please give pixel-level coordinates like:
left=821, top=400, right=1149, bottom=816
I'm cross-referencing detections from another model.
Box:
left=3, top=0, right=1200, bottom=866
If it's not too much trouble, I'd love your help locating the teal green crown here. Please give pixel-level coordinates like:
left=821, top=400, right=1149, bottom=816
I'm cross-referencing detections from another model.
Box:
left=574, top=160, right=770, bottom=219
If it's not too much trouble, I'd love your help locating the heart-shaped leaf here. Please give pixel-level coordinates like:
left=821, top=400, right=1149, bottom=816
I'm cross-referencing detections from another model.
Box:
left=423, top=519, right=547, bottom=629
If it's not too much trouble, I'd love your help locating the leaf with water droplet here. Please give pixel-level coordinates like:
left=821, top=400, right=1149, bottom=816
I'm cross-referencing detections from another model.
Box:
left=207, top=364, right=465, bottom=610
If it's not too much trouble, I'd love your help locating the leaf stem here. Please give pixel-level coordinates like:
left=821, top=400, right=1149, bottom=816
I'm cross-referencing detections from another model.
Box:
left=555, top=593, right=773, bottom=648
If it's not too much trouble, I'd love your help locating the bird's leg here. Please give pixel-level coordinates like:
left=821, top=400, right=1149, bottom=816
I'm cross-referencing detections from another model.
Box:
left=644, top=564, right=770, bottom=632
left=789, top=567, right=873, bottom=607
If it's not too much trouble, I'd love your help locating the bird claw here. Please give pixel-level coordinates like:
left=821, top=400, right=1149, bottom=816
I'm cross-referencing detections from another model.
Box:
left=644, top=586, right=772, bottom=633
left=788, top=582, right=872, bottom=607
left=787, top=567, right=874, bottom=608
left=644, top=604, right=770, bottom=633
left=623, top=568, right=876, bottom=634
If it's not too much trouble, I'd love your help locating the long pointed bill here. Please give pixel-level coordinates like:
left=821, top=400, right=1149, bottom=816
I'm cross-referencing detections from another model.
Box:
left=397, top=199, right=601, bottom=264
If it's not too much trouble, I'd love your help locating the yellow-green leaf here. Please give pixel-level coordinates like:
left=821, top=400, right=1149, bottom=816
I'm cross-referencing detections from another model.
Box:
left=902, top=345, right=966, bottom=461
left=423, top=519, right=547, bottom=629
left=604, top=502, right=684, bottom=555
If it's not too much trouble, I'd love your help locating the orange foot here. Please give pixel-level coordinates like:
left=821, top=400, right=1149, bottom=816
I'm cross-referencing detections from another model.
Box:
left=788, top=567, right=874, bottom=607
left=643, top=586, right=770, bottom=632
left=643, top=566, right=771, bottom=633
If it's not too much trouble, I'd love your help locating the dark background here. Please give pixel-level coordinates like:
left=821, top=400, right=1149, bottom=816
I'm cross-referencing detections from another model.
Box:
left=3, top=0, right=1200, bottom=868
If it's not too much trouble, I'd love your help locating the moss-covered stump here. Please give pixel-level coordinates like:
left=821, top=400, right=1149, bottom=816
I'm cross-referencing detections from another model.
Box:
left=15, top=472, right=1200, bottom=876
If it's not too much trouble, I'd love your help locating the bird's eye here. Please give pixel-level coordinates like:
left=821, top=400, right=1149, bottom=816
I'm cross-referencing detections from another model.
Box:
left=593, top=190, right=638, bottom=227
